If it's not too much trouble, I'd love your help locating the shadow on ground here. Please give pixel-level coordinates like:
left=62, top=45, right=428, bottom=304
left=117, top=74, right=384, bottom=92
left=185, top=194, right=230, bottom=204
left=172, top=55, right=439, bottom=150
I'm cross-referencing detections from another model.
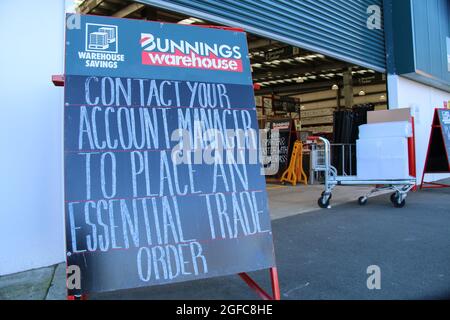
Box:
left=91, top=187, right=450, bottom=300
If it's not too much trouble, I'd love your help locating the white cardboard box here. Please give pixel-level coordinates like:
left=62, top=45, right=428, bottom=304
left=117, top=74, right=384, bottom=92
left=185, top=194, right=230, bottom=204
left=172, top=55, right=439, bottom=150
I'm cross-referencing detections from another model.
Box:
left=359, top=121, right=412, bottom=139
left=357, top=137, right=410, bottom=180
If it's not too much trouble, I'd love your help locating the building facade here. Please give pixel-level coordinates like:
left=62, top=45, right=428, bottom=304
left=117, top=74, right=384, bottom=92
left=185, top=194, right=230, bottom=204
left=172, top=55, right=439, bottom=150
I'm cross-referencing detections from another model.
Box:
left=0, top=0, right=449, bottom=276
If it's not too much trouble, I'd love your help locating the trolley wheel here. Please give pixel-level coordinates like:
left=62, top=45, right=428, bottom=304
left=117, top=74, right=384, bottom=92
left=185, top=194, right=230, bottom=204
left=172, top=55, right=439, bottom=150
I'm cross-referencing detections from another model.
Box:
left=390, top=193, right=398, bottom=204
left=321, top=191, right=332, bottom=200
left=390, top=192, right=406, bottom=208
left=318, top=196, right=330, bottom=209
left=393, top=198, right=406, bottom=208
left=358, top=196, right=368, bottom=206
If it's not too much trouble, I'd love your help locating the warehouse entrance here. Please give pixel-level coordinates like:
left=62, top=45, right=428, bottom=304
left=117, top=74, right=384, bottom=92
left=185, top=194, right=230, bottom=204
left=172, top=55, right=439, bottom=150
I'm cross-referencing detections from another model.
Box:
left=76, top=0, right=388, bottom=204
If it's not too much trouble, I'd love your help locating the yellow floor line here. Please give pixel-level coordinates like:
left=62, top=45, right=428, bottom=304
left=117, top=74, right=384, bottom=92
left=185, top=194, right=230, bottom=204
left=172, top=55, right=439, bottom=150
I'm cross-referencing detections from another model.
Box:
left=266, top=185, right=289, bottom=190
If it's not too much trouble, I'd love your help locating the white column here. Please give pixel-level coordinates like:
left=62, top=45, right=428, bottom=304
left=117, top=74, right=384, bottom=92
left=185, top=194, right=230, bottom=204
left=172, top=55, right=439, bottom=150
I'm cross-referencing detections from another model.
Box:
left=0, top=0, right=66, bottom=275
left=387, top=75, right=450, bottom=183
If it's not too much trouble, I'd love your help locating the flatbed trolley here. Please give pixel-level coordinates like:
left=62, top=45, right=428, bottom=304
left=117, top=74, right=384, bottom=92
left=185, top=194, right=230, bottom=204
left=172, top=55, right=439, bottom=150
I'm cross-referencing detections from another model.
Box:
left=308, top=136, right=416, bottom=209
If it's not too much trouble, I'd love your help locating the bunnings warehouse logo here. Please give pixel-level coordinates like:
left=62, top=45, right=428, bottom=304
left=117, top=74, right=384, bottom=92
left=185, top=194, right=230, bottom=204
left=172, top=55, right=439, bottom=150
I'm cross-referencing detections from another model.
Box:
left=78, top=23, right=125, bottom=69
left=140, top=33, right=243, bottom=72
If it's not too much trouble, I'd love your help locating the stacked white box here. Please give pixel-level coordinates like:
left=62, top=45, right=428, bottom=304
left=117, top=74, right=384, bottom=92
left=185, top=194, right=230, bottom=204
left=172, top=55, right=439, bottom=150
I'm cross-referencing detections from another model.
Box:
left=356, top=121, right=411, bottom=180
left=358, top=121, right=412, bottom=139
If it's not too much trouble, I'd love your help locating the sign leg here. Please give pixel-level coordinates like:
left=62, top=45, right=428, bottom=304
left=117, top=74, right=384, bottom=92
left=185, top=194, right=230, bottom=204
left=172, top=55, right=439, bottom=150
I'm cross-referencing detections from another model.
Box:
left=238, top=268, right=281, bottom=300
left=67, top=294, right=88, bottom=300
left=270, top=267, right=281, bottom=301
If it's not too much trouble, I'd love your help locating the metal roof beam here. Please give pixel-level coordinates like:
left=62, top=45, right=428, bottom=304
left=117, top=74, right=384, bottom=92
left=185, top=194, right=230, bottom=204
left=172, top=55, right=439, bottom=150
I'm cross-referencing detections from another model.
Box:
left=256, top=81, right=338, bottom=96
left=256, top=78, right=386, bottom=96
left=112, top=3, right=145, bottom=17
left=248, top=39, right=279, bottom=51
left=98, top=1, right=123, bottom=12
left=78, top=0, right=105, bottom=14
left=253, top=61, right=349, bottom=81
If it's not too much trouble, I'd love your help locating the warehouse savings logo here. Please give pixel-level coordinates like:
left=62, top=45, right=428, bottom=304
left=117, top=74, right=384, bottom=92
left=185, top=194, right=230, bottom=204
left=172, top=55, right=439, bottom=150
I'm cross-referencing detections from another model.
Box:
left=78, top=23, right=125, bottom=69
left=140, top=33, right=243, bottom=72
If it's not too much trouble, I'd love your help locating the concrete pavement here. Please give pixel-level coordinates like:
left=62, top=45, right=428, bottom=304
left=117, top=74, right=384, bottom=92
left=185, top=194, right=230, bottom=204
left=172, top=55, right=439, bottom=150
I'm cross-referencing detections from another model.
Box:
left=1, top=183, right=449, bottom=300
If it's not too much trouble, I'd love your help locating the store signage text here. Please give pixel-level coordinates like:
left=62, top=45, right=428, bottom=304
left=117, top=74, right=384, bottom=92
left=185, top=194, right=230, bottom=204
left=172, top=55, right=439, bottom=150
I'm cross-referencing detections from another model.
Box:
left=77, top=23, right=126, bottom=69
left=140, top=33, right=243, bottom=72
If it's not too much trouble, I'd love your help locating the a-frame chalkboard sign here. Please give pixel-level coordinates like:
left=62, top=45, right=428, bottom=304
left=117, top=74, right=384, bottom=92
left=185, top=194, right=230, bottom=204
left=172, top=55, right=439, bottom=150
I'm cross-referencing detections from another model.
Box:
left=59, top=14, right=280, bottom=300
left=266, top=119, right=296, bottom=178
left=421, top=108, right=450, bottom=189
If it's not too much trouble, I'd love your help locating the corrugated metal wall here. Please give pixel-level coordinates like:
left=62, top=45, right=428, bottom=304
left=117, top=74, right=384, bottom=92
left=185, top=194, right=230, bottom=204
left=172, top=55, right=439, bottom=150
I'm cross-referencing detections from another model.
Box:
left=139, top=0, right=386, bottom=71
left=411, top=0, right=450, bottom=85
left=386, top=0, right=450, bottom=91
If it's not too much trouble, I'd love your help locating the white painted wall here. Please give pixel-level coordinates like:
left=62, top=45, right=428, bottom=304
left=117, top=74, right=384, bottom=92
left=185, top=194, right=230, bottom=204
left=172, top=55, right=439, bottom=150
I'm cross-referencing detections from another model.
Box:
left=388, top=75, right=450, bottom=183
left=0, top=0, right=66, bottom=275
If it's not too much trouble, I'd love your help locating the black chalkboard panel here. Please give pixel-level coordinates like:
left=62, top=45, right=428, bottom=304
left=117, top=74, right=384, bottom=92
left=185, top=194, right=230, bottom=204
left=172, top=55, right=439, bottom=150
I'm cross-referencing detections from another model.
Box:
left=63, top=14, right=275, bottom=296
left=272, top=97, right=300, bottom=113
left=424, top=109, right=450, bottom=172
left=64, top=78, right=276, bottom=295
left=438, top=109, right=450, bottom=166
left=265, top=120, right=294, bottom=177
